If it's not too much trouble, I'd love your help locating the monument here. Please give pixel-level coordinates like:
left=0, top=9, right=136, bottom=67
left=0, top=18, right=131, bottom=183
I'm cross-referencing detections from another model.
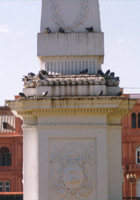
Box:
left=7, top=0, right=135, bottom=200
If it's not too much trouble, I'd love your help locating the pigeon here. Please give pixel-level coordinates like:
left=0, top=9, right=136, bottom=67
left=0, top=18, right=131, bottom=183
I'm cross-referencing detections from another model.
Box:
left=115, top=77, right=120, bottom=81
left=58, top=27, right=65, bottom=33
left=116, top=91, right=122, bottom=96
left=45, top=27, right=52, bottom=33
left=97, top=69, right=104, bottom=76
left=38, top=73, right=44, bottom=80
left=40, top=70, right=48, bottom=76
left=80, top=68, right=88, bottom=74
left=99, top=90, right=103, bottom=96
left=110, top=72, right=115, bottom=78
left=28, top=72, right=35, bottom=77
left=19, top=92, right=26, bottom=98
left=86, top=27, right=94, bottom=32
left=22, top=76, right=29, bottom=81
left=105, top=69, right=110, bottom=76
left=42, top=91, right=48, bottom=97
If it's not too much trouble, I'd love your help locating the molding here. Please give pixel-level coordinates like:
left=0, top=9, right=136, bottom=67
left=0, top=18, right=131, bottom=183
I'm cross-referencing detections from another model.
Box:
left=7, top=97, right=136, bottom=120
left=39, top=55, right=102, bottom=61
left=34, top=123, right=122, bottom=128
left=39, top=55, right=104, bottom=65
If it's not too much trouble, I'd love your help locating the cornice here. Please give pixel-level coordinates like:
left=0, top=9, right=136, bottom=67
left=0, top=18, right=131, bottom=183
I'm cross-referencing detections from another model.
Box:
left=6, top=96, right=136, bottom=118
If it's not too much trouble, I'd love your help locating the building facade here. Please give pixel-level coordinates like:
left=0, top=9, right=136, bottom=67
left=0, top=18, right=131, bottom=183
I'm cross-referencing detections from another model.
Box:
left=122, top=95, right=140, bottom=198
left=0, top=106, right=23, bottom=193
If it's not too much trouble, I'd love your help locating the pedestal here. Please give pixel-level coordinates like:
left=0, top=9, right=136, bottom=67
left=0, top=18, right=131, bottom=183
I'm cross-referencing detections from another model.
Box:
left=7, top=96, right=135, bottom=200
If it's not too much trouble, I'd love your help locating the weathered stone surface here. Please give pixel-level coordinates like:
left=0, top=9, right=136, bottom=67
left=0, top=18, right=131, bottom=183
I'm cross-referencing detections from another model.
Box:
left=48, top=139, right=96, bottom=200
left=40, top=0, right=101, bottom=32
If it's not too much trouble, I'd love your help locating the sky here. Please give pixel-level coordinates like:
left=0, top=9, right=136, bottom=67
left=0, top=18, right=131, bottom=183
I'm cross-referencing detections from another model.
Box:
left=0, top=0, right=140, bottom=105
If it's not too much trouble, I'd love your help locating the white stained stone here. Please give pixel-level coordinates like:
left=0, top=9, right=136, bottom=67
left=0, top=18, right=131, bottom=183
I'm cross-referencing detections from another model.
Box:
left=40, top=0, right=101, bottom=33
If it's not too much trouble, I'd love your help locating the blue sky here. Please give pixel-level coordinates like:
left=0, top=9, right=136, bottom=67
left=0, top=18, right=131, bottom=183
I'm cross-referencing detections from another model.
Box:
left=0, top=0, right=140, bottom=105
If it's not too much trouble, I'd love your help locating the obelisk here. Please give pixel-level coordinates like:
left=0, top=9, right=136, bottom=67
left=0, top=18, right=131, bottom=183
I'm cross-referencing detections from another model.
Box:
left=38, top=0, right=104, bottom=75
left=7, top=0, right=136, bottom=200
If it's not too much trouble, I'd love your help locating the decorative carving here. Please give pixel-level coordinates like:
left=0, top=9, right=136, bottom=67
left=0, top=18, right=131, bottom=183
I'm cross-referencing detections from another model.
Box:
left=22, top=69, right=121, bottom=98
left=22, top=70, right=106, bottom=88
left=48, top=139, right=96, bottom=200
left=50, top=0, right=89, bottom=31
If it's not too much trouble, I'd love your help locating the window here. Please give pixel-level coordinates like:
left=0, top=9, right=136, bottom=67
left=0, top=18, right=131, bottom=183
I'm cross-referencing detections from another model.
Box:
left=0, top=182, right=3, bottom=192
left=5, top=181, right=10, bottom=192
left=132, top=113, right=136, bottom=128
left=0, top=181, right=10, bottom=192
left=2, top=121, right=15, bottom=131
left=136, top=146, right=140, bottom=164
left=0, top=116, right=16, bottom=132
left=0, top=147, right=11, bottom=166
left=2, top=122, right=8, bottom=129
left=138, top=113, right=140, bottom=128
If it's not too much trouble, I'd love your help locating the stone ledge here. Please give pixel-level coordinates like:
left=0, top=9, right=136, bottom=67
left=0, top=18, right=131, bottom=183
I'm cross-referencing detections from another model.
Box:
left=6, top=96, right=135, bottom=116
left=37, top=32, right=104, bottom=57
left=24, top=75, right=106, bottom=88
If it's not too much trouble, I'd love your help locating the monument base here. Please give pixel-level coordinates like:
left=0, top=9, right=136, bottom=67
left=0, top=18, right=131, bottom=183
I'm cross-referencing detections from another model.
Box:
left=7, top=96, right=135, bottom=200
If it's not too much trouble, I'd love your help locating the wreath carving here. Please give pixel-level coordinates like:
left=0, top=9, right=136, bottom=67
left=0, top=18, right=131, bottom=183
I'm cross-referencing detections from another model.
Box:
left=49, top=152, right=93, bottom=199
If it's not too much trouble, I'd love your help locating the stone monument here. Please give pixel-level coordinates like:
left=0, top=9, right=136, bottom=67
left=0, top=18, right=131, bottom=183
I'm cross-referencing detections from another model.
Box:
left=7, top=0, right=135, bottom=200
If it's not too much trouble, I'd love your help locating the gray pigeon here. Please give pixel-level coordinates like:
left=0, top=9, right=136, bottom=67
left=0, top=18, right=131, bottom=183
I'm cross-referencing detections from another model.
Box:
left=42, top=91, right=48, bottom=97
left=19, top=92, right=26, bottom=98
left=86, top=27, right=94, bottom=32
left=45, top=27, right=52, bottom=33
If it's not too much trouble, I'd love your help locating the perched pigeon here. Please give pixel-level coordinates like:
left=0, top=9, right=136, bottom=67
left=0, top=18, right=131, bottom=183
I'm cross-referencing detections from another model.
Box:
left=110, top=72, right=115, bottom=78
left=28, top=72, right=35, bottom=77
left=105, top=69, right=110, bottom=76
left=58, top=27, right=65, bottom=33
left=22, top=76, right=29, bottom=81
left=19, top=92, right=26, bottom=98
left=45, top=27, right=52, bottom=33
left=80, top=68, right=88, bottom=74
left=97, top=69, right=104, bottom=76
left=115, top=77, right=120, bottom=81
left=116, top=91, right=122, bottom=96
left=99, top=90, right=103, bottom=96
left=40, top=70, right=48, bottom=75
left=42, top=91, right=48, bottom=97
left=38, top=73, right=44, bottom=80
left=86, top=27, right=94, bottom=32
